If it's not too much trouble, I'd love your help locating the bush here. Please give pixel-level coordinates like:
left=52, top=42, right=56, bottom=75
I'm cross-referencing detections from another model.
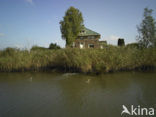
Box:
left=49, top=43, right=61, bottom=49
left=118, top=38, right=125, bottom=46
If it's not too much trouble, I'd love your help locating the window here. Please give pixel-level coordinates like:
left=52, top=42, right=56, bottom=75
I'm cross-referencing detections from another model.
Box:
left=91, top=36, right=95, bottom=39
left=100, top=45, right=103, bottom=49
left=80, top=37, right=83, bottom=39
left=80, top=30, right=85, bottom=34
left=80, top=42, right=84, bottom=49
left=88, top=44, right=94, bottom=48
left=88, top=36, right=95, bottom=39
left=72, top=42, right=75, bottom=47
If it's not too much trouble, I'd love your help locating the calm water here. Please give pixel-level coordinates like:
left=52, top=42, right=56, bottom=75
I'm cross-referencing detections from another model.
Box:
left=0, top=72, right=156, bottom=117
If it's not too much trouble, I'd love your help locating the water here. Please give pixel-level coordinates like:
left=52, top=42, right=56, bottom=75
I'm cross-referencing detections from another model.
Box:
left=0, top=72, right=156, bottom=117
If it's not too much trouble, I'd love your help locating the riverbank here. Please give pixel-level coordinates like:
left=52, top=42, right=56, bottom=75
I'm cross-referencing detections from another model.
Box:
left=0, top=46, right=156, bottom=73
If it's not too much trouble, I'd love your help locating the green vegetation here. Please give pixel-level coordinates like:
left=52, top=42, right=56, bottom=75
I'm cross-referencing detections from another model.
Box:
left=31, top=46, right=47, bottom=51
left=137, top=8, right=156, bottom=48
left=118, top=38, right=125, bottom=46
left=60, top=6, right=84, bottom=47
left=0, top=46, right=156, bottom=73
left=49, top=43, right=61, bottom=49
left=126, top=43, right=139, bottom=49
left=31, top=43, right=61, bottom=51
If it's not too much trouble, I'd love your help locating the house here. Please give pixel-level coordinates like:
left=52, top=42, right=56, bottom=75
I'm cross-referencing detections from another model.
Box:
left=72, top=27, right=101, bottom=49
left=99, top=40, right=107, bottom=49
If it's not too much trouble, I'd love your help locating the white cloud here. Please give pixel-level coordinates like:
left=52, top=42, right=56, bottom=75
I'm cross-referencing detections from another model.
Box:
left=109, top=35, right=119, bottom=41
left=25, top=0, right=33, bottom=5
left=102, top=35, right=120, bottom=45
left=0, top=33, right=5, bottom=37
left=102, top=35, right=119, bottom=41
left=14, top=44, right=24, bottom=49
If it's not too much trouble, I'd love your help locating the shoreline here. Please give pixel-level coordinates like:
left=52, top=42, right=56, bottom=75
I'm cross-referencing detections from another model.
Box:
left=0, top=65, right=155, bottom=74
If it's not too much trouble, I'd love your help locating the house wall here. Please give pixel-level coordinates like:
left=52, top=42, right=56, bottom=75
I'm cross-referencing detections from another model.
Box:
left=99, top=41, right=107, bottom=49
left=74, top=36, right=100, bottom=48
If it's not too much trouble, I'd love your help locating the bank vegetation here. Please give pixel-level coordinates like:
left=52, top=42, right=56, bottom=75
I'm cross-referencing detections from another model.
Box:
left=0, top=46, right=156, bottom=73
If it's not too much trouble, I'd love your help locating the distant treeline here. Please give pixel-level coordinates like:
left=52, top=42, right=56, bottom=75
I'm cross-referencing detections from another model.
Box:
left=31, top=43, right=61, bottom=51
left=0, top=45, right=155, bottom=73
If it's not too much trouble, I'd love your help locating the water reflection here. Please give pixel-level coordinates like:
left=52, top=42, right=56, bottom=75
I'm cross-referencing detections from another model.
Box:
left=0, top=72, right=156, bottom=117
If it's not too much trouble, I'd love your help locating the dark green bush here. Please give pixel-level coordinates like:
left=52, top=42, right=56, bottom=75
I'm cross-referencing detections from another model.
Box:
left=118, top=38, right=125, bottom=46
left=49, top=43, right=61, bottom=49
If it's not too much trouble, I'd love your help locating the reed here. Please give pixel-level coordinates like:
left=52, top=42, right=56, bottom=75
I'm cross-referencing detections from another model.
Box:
left=0, top=46, right=155, bottom=73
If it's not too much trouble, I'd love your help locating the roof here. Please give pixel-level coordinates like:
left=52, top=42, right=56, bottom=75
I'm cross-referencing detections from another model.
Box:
left=99, top=40, right=107, bottom=44
left=78, top=27, right=100, bottom=36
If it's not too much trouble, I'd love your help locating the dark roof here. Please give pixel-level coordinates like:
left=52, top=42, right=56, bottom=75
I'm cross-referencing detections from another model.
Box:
left=78, top=27, right=100, bottom=36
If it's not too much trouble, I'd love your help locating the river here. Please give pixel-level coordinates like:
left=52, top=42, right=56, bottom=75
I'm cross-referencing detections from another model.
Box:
left=0, top=72, right=156, bottom=117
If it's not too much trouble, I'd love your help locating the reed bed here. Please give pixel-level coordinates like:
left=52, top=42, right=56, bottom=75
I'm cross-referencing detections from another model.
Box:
left=0, top=46, right=155, bottom=73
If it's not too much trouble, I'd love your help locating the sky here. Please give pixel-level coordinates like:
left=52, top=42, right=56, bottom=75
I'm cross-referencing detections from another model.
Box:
left=0, top=0, right=156, bottom=49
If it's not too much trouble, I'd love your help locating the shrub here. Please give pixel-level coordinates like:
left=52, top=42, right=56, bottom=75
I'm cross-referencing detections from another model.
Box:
left=118, top=38, right=125, bottom=46
left=49, top=43, right=61, bottom=49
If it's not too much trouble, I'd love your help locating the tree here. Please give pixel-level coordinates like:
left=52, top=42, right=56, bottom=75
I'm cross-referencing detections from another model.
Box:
left=49, top=43, right=61, bottom=49
left=137, top=8, right=156, bottom=48
left=118, top=38, right=125, bottom=46
left=60, top=6, right=84, bottom=47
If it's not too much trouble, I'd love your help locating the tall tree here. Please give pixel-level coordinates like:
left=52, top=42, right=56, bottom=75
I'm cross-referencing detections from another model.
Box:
left=60, top=7, right=84, bottom=47
left=137, top=8, right=156, bottom=48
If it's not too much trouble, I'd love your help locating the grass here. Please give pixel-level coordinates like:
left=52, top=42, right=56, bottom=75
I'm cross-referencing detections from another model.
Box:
left=0, top=46, right=156, bottom=73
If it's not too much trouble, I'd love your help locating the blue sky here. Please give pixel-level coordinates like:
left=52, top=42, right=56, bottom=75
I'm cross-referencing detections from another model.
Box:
left=0, top=0, right=156, bottom=49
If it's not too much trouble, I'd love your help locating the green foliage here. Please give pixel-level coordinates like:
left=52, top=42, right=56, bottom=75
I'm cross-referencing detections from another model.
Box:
left=0, top=48, right=19, bottom=57
left=49, top=43, right=61, bottom=49
left=0, top=47, right=156, bottom=73
left=31, top=46, right=47, bottom=51
left=137, top=8, right=156, bottom=48
left=118, top=38, right=125, bottom=46
left=126, top=43, right=139, bottom=49
left=60, top=6, right=84, bottom=47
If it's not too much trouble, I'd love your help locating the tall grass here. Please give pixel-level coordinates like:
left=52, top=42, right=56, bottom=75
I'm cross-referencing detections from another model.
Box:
left=0, top=46, right=156, bottom=73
